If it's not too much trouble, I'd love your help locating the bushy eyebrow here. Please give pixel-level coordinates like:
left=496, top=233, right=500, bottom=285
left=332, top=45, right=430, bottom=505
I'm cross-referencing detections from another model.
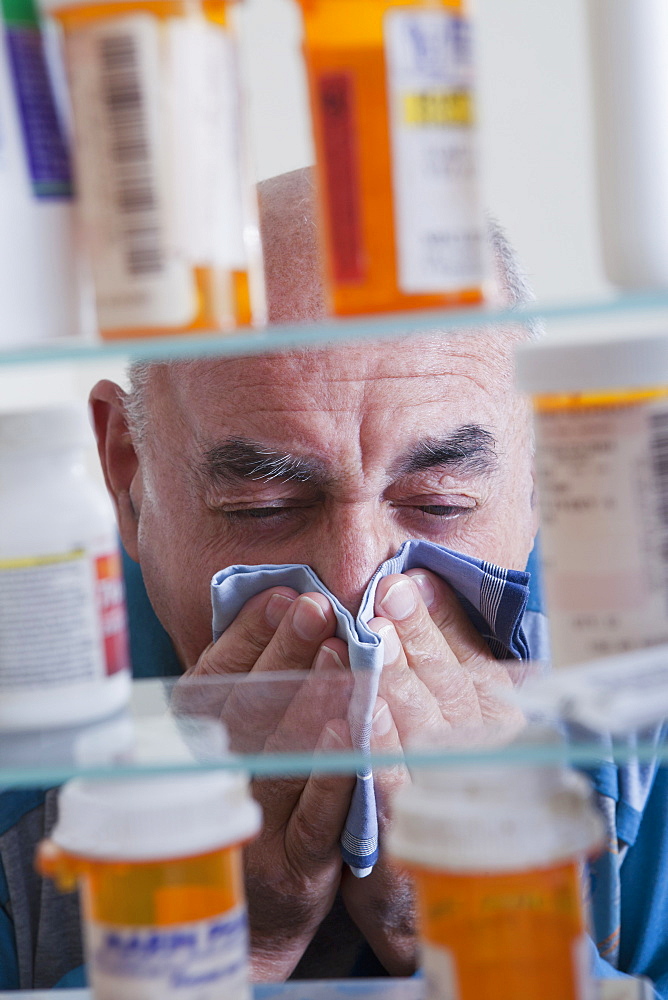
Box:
left=200, top=438, right=330, bottom=487
left=393, top=425, right=497, bottom=477
left=200, top=425, right=496, bottom=493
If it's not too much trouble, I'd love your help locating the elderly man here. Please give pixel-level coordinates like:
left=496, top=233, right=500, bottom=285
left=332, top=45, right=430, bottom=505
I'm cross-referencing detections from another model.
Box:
left=88, top=166, right=537, bottom=980
left=2, top=169, right=664, bottom=992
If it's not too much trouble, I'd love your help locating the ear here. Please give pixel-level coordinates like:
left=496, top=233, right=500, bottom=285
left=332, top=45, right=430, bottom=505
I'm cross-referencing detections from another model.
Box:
left=89, top=379, right=141, bottom=562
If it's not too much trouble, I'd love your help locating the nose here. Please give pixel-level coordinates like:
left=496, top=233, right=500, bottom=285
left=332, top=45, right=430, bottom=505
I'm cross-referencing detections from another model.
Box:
left=306, top=503, right=404, bottom=615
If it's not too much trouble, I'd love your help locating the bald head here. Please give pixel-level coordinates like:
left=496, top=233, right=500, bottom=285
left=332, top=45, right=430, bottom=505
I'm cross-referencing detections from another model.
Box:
left=258, top=168, right=327, bottom=324
left=258, top=165, right=535, bottom=324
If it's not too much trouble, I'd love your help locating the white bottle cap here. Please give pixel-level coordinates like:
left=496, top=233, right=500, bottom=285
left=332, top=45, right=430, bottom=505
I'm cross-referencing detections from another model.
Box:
left=0, top=403, right=91, bottom=454
left=388, top=758, right=604, bottom=873
left=516, top=329, right=668, bottom=395
left=52, top=770, right=262, bottom=861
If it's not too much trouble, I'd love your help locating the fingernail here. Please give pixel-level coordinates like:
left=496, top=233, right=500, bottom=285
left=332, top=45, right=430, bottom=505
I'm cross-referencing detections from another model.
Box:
left=293, top=595, right=328, bottom=640
left=411, top=572, right=435, bottom=609
left=314, top=644, right=346, bottom=672
left=379, top=578, right=417, bottom=620
left=265, top=593, right=294, bottom=628
left=379, top=624, right=402, bottom=666
left=322, top=725, right=347, bottom=749
left=372, top=702, right=392, bottom=737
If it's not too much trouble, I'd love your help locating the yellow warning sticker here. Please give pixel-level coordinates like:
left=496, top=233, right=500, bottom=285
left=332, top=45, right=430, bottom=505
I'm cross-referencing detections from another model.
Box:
left=0, top=549, right=85, bottom=570
left=402, top=90, right=473, bottom=126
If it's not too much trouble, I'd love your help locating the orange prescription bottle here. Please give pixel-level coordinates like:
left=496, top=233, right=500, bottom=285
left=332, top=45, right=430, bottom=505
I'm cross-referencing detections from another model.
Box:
left=295, top=0, right=486, bottom=317
left=40, top=0, right=266, bottom=339
left=388, top=758, right=604, bottom=1000
left=516, top=329, right=668, bottom=668
left=38, top=771, right=262, bottom=1000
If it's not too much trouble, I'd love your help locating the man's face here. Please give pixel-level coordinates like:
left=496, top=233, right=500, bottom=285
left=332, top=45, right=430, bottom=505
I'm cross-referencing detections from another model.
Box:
left=115, top=331, right=535, bottom=667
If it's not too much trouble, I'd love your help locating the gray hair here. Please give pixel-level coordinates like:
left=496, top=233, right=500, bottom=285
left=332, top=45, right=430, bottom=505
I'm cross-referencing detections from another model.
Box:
left=124, top=360, right=157, bottom=444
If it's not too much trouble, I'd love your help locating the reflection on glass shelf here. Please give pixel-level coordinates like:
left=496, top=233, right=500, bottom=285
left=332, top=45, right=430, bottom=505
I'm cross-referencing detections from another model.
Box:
left=1, top=668, right=668, bottom=787
left=4, top=290, right=668, bottom=366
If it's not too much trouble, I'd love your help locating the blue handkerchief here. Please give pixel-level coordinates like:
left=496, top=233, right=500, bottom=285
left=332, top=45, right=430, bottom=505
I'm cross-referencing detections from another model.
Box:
left=211, top=540, right=530, bottom=878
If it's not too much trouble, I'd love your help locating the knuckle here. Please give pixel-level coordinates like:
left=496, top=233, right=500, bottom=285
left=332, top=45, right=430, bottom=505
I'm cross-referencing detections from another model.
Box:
left=263, top=631, right=302, bottom=670
left=289, top=804, right=333, bottom=862
left=365, top=875, right=416, bottom=937
left=235, top=614, right=273, bottom=657
left=459, top=647, right=492, bottom=671
left=245, top=861, right=317, bottom=934
left=430, top=599, right=461, bottom=636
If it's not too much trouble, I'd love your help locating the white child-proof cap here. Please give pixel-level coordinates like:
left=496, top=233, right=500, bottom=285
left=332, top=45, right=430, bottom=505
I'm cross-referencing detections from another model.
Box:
left=52, top=770, right=262, bottom=861
left=516, top=328, right=668, bottom=395
left=0, top=403, right=91, bottom=454
left=388, top=758, right=604, bottom=873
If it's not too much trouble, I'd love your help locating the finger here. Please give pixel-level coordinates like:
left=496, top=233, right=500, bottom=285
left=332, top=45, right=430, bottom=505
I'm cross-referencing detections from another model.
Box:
left=372, top=610, right=480, bottom=733
left=369, top=616, right=452, bottom=745
left=284, top=720, right=356, bottom=878
left=173, top=586, right=299, bottom=726
left=375, top=573, right=509, bottom=720
left=404, top=569, right=494, bottom=666
left=263, top=639, right=353, bottom=753
left=251, top=717, right=353, bottom=836
left=404, top=569, right=526, bottom=727
left=224, top=592, right=338, bottom=751
left=376, top=572, right=489, bottom=670
left=192, top=585, right=299, bottom=677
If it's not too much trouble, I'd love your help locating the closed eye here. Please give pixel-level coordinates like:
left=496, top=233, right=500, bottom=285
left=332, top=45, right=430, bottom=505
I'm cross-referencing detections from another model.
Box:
left=224, top=507, right=294, bottom=520
left=415, top=504, right=469, bottom=518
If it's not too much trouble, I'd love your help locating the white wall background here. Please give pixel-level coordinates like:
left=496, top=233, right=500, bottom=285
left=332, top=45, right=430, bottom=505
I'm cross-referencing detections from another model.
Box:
left=1, top=0, right=611, bottom=428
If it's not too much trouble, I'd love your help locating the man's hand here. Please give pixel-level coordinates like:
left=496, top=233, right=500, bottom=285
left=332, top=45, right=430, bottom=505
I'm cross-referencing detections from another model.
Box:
left=342, top=569, right=526, bottom=974
left=175, top=572, right=525, bottom=979
left=176, top=589, right=356, bottom=981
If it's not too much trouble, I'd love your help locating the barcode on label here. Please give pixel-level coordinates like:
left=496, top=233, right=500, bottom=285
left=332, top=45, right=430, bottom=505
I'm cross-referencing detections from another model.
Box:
left=98, top=32, right=163, bottom=276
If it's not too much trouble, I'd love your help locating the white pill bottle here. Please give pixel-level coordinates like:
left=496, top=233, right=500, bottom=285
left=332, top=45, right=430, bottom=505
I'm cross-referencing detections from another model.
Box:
left=516, top=329, right=668, bottom=668
left=39, top=770, right=262, bottom=1000
left=0, top=403, right=131, bottom=729
left=586, top=0, right=668, bottom=288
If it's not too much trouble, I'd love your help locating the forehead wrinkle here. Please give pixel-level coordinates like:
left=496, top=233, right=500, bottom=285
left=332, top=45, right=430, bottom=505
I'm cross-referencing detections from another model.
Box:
left=167, top=332, right=515, bottom=388
left=209, top=365, right=512, bottom=418
left=210, top=359, right=513, bottom=391
left=148, top=344, right=518, bottom=462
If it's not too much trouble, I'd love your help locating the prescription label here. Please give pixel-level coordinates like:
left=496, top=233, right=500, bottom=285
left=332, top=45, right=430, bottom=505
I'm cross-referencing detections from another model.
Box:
left=0, top=548, right=129, bottom=686
left=384, top=9, right=483, bottom=293
left=534, top=400, right=668, bottom=667
left=167, top=20, right=246, bottom=270
left=85, top=907, right=251, bottom=1000
left=64, top=15, right=195, bottom=331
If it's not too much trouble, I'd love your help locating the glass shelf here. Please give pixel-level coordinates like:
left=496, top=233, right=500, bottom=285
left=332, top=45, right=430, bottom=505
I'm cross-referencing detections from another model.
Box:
left=1, top=673, right=667, bottom=789
left=4, top=290, right=668, bottom=366
left=0, top=977, right=652, bottom=1000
